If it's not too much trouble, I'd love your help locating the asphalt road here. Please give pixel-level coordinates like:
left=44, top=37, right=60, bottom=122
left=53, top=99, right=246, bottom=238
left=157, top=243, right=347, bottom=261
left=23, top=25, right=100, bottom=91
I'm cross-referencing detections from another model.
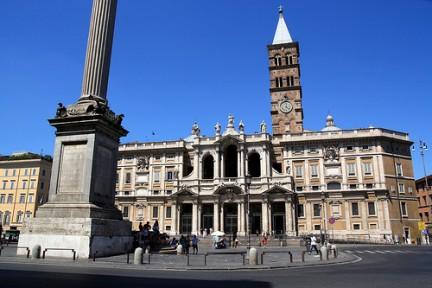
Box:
left=0, top=246, right=431, bottom=288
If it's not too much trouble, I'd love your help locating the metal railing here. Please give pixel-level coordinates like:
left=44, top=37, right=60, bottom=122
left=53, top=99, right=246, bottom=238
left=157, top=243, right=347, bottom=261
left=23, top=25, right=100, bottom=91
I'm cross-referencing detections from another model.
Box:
left=204, top=251, right=246, bottom=266
left=261, top=250, right=292, bottom=264
left=0, top=246, right=30, bottom=258
left=42, top=248, right=76, bottom=261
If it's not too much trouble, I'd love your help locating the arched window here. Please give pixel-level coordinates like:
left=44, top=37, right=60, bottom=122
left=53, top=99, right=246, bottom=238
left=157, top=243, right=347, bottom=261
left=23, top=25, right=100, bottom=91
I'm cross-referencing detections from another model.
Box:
left=202, top=154, right=214, bottom=179
left=275, top=55, right=282, bottom=66
left=224, top=145, right=238, bottom=177
left=285, top=55, right=294, bottom=65
left=275, top=77, right=284, bottom=88
left=327, top=182, right=341, bottom=190
left=248, top=152, right=261, bottom=177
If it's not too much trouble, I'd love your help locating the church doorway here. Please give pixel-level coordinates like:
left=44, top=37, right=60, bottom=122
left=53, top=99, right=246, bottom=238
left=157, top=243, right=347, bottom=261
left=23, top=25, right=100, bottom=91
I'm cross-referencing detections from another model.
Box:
left=223, top=203, right=238, bottom=234
left=201, top=204, right=214, bottom=233
left=250, top=203, right=262, bottom=235
left=224, top=145, right=238, bottom=177
left=180, top=204, right=192, bottom=234
left=271, top=202, right=285, bottom=235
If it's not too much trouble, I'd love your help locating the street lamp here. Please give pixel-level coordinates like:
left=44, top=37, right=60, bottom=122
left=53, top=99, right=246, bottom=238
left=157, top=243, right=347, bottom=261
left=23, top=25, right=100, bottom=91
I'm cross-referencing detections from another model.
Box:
left=413, top=140, right=429, bottom=190
left=245, top=173, right=252, bottom=249
left=320, top=192, right=327, bottom=245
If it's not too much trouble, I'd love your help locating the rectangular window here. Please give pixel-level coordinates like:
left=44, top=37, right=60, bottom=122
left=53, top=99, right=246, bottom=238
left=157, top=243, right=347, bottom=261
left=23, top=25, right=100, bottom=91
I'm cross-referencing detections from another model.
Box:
left=154, top=155, right=161, bottom=161
left=353, top=224, right=361, bottom=230
left=10, top=181, right=15, bottom=189
left=116, top=173, right=119, bottom=184
left=166, top=190, right=172, bottom=195
left=296, top=186, right=303, bottom=192
left=42, top=169, right=46, bottom=176
left=0, top=194, right=5, bottom=203
left=295, top=166, right=304, bottom=178
left=125, top=172, right=131, bottom=184
left=349, top=184, right=357, bottom=189
left=154, top=171, right=160, bottom=182
left=366, top=183, right=373, bottom=189
left=4, top=169, right=8, bottom=176
left=346, top=145, right=354, bottom=152
left=32, top=169, right=36, bottom=176
left=166, top=171, right=173, bottom=181
left=19, top=194, right=25, bottom=203
left=401, top=202, right=408, bottom=217
left=166, top=206, right=172, bottom=218
left=40, top=182, right=44, bottom=190
left=22, top=181, right=27, bottom=189
left=24, top=169, right=28, bottom=176
left=167, top=154, right=175, bottom=160
left=310, top=165, right=319, bottom=178
left=312, top=186, right=319, bottom=191
left=309, top=147, right=318, bottom=153
left=28, top=194, right=34, bottom=203
left=165, top=226, right=171, bottom=231
left=313, top=203, right=321, bottom=217
left=297, top=204, right=304, bottom=217
left=122, top=206, right=129, bottom=218
left=369, top=223, right=377, bottom=230
left=12, top=169, right=16, bottom=176
left=362, top=162, right=373, bottom=176
left=152, top=206, right=158, bottom=218
left=7, top=194, right=13, bottom=203
left=314, top=224, right=321, bottom=231
left=137, top=208, right=143, bottom=217
left=398, top=183, right=405, bottom=194
left=153, top=190, right=159, bottom=195
left=30, top=180, right=35, bottom=189
left=368, top=202, right=376, bottom=216
left=2, top=181, right=6, bottom=190
left=347, top=163, right=356, bottom=177
left=351, top=202, right=359, bottom=216
left=396, top=163, right=403, bottom=177
left=362, top=145, right=370, bottom=151
left=408, top=187, right=413, bottom=194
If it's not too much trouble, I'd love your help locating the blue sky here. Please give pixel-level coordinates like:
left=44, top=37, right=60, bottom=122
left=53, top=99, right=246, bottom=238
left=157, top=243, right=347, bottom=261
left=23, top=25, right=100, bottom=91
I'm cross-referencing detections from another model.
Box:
left=1, top=0, right=431, bottom=178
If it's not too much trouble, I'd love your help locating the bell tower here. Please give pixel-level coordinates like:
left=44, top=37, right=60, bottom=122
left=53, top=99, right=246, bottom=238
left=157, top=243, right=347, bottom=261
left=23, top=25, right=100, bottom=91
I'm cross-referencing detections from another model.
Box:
left=268, top=6, right=304, bottom=136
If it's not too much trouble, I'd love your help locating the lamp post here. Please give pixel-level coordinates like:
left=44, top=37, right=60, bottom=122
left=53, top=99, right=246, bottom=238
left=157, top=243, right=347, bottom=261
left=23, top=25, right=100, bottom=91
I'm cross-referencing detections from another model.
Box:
left=320, top=192, right=327, bottom=245
left=413, top=141, right=429, bottom=190
left=245, top=173, right=252, bottom=249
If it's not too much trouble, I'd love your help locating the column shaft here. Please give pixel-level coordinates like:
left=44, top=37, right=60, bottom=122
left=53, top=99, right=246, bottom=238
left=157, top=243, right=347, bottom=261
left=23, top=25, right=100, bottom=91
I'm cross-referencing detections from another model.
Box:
left=81, top=0, right=118, bottom=101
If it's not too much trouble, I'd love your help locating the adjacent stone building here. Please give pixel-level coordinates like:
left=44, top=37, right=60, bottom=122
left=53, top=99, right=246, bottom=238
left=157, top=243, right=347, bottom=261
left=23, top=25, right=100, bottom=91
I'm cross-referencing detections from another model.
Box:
left=0, top=153, right=52, bottom=233
left=416, top=175, right=432, bottom=233
left=115, top=8, right=420, bottom=243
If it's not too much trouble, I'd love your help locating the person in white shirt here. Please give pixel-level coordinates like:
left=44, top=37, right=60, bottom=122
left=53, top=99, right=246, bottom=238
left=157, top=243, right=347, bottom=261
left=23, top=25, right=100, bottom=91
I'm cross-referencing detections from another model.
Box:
left=309, top=235, right=319, bottom=255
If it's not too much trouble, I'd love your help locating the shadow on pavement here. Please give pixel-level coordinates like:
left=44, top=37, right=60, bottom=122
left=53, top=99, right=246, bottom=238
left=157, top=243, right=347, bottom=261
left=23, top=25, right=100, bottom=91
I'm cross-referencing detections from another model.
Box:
left=0, top=269, right=272, bottom=288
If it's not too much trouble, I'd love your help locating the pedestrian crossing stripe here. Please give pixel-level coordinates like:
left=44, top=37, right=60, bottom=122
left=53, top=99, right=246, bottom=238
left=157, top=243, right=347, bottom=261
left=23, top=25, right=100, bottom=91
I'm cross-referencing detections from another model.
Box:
left=364, top=250, right=375, bottom=254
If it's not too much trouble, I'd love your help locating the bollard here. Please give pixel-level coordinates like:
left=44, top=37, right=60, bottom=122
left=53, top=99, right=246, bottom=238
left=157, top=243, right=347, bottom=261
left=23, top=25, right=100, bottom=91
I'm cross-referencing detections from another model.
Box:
left=134, top=247, right=143, bottom=265
left=176, top=244, right=183, bottom=255
left=301, top=251, right=306, bottom=262
left=320, top=246, right=327, bottom=261
left=249, top=247, right=258, bottom=265
left=31, top=245, right=41, bottom=259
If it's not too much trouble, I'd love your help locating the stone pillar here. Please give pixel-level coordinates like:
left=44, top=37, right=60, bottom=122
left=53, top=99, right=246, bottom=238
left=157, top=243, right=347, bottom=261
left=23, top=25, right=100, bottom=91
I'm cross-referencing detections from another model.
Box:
left=221, top=153, right=224, bottom=178
left=377, top=200, right=385, bottom=233
left=262, top=201, right=269, bottom=234
left=220, top=203, right=224, bottom=232
left=237, top=149, right=241, bottom=177
left=240, top=202, right=245, bottom=236
left=237, top=203, right=241, bottom=234
left=240, top=147, right=245, bottom=176
left=215, top=148, right=220, bottom=179
left=192, top=202, right=198, bottom=235
left=344, top=201, right=351, bottom=232
left=171, top=202, right=177, bottom=235
left=213, top=201, right=219, bottom=231
left=197, top=203, right=202, bottom=235
left=80, top=0, right=117, bottom=102
left=383, top=200, right=391, bottom=231
left=285, top=201, right=293, bottom=235
left=268, top=203, right=273, bottom=234
left=306, top=201, right=312, bottom=231
left=361, top=201, right=368, bottom=232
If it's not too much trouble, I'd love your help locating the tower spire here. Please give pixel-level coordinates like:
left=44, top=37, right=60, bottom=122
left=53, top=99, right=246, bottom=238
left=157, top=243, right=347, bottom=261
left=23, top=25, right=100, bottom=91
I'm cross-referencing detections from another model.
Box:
left=272, top=5, right=293, bottom=44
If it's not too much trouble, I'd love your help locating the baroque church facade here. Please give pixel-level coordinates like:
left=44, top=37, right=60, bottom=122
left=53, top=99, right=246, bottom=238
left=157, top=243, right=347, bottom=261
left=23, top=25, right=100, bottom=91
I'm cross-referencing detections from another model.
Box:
left=115, top=9, right=420, bottom=243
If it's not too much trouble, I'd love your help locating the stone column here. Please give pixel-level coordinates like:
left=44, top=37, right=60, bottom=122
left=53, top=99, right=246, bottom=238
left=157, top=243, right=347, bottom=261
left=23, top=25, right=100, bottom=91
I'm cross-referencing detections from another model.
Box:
left=171, top=202, right=177, bottom=235
left=80, top=0, right=117, bottom=102
left=240, top=147, right=245, bottom=176
left=237, top=149, right=241, bottom=177
left=240, top=202, right=245, bottom=236
left=197, top=203, right=202, bottom=235
left=285, top=201, right=293, bottom=235
left=377, top=200, right=385, bottom=231
left=213, top=201, right=219, bottom=231
left=306, top=201, right=312, bottom=231
left=192, top=202, right=198, bottom=235
left=220, top=203, right=224, bottom=232
left=268, top=203, right=273, bottom=234
left=215, top=148, right=220, bottom=179
left=237, top=203, right=241, bottom=234
left=262, top=201, right=269, bottom=234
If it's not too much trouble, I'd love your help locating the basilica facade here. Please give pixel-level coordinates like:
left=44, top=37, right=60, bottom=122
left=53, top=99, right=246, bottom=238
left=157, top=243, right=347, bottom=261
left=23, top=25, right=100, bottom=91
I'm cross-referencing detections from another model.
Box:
left=115, top=9, right=420, bottom=243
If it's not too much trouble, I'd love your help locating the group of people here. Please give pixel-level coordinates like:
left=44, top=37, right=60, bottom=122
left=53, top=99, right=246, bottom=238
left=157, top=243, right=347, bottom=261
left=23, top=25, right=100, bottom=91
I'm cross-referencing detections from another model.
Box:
left=169, top=235, right=200, bottom=255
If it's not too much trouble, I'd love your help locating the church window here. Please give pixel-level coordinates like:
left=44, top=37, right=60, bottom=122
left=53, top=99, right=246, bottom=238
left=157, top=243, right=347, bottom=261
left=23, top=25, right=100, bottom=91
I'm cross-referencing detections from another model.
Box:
left=224, top=145, right=238, bottom=178
left=152, top=206, right=159, bottom=218
left=125, top=172, right=131, bottom=184
left=275, top=77, right=284, bottom=88
left=362, top=162, right=373, bottom=176
left=275, top=55, right=282, bottom=66
left=310, top=165, right=319, bottom=178
left=286, top=76, right=295, bottom=86
left=367, top=202, right=376, bottom=216
left=248, top=152, right=261, bottom=177
left=297, top=204, right=304, bottom=217
left=347, top=163, right=357, bottom=176
left=396, top=163, right=403, bottom=176
left=153, top=171, right=160, bottom=182
left=122, top=206, right=129, bottom=218
left=351, top=202, right=359, bottom=216
left=295, top=166, right=304, bottom=178
left=313, top=204, right=321, bottom=217
left=202, top=154, right=214, bottom=179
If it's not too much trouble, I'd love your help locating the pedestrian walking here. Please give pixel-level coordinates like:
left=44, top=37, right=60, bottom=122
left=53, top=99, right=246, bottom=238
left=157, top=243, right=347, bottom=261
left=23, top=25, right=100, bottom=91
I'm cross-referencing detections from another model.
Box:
left=309, top=235, right=319, bottom=255
left=192, top=235, right=199, bottom=254
left=185, top=235, right=191, bottom=255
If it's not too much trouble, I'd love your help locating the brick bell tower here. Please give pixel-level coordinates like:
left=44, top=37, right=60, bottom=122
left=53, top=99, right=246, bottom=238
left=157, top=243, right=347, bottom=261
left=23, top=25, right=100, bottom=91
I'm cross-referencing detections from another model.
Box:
left=268, top=6, right=304, bottom=136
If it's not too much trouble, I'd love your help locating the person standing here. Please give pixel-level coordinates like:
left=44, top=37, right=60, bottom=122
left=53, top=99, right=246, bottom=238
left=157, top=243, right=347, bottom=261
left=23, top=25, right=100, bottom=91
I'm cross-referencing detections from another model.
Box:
left=192, top=235, right=199, bottom=254
left=185, top=235, right=191, bottom=255
left=310, top=235, right=319, bottom=255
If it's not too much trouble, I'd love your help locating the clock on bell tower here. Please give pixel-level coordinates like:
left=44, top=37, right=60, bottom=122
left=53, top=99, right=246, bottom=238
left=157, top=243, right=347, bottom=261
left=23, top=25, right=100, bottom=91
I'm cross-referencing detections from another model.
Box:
left=268, top=7, right=304, bottom=136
